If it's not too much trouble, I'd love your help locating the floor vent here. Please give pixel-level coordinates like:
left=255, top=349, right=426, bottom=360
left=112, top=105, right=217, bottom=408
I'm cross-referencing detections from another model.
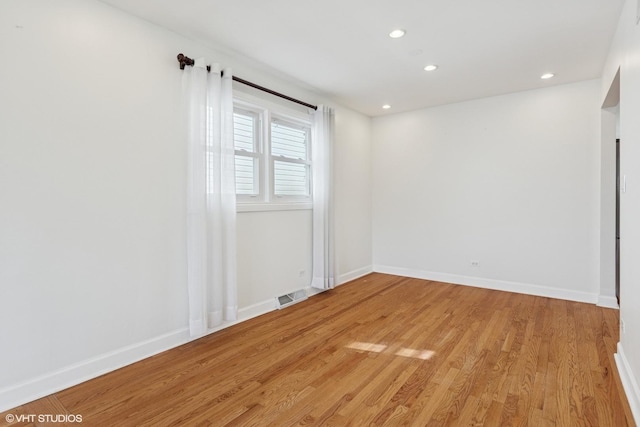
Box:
left=276, top=289, right=307, bottom=309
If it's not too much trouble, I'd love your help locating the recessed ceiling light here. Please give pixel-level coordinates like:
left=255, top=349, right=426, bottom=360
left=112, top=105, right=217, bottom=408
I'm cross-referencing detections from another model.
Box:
left=382, top=104, right=392, bottom=109
left=388, top=29, right=406, bottom=38
left=540, top=73, right=555, bottom=79
left=424, top=64, right=438, bottom=71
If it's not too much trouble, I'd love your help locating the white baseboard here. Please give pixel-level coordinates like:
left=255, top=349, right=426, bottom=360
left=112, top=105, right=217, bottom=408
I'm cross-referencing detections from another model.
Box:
left=373, top=265, right=598, bottom=304
left=615, top=342, right=640, bottom=425
left=17, top=265, right=586, bottom=414
left=0, top=328, right=190, bottom=413
left=201, top=298, right=278, bottom=336
left=305, top=266, right=374, bottom=297
left=337, top=265, right=373, bottom=285
left=237, top=298, right=276, bottom=321
left=0, top=293, right=310, bottom=413
left=597, top=295, right=619, bottom=309
left=307, top=286, right=328, bottom=297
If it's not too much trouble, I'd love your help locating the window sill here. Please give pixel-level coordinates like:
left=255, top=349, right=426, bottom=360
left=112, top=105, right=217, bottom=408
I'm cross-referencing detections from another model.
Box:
left=236, top=202, right=312, bottom=213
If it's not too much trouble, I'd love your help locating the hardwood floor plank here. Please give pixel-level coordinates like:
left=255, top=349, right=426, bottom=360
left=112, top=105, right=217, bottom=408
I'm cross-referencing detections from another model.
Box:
left=1, top=273, right=634, bottom=426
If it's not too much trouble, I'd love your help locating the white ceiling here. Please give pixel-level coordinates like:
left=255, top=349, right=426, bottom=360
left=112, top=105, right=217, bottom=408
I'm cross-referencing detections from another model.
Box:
left=99, top=0, right=624, bottom=117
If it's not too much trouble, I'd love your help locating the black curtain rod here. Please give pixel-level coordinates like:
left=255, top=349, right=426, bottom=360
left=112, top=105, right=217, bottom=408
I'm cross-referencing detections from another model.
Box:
left=177, top=54, right=318, bottom=111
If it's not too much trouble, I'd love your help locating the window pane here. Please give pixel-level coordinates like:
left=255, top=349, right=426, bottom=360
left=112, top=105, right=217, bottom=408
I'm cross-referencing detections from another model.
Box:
left=234, top=111, right=256, bottom=152
left=274, top=160, right=308, bottom=196
left=235, top=155, right=258, bottom=195
left=271, top=121, right=308, bottom=160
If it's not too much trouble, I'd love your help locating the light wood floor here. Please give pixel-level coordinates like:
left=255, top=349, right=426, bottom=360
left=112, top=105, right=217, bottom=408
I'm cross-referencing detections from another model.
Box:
left=1, top=273, right=634, bottom=426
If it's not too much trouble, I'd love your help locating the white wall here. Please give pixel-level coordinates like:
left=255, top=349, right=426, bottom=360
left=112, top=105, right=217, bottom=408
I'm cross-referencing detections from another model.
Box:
left=237, top=210, right=312, bottom=308
left=0, top=0, right=372, bottom=411
left=334, top=106, right=373, bottom=283
left=601, top=0, right=640, bottom=420
left=0, top=0, right=190, bottom=394
left=372, top=80, right=601, bottom=302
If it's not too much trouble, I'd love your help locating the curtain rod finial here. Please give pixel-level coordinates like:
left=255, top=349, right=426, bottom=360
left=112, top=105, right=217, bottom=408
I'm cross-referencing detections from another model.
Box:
left=177, top=53, right=194, bottom=70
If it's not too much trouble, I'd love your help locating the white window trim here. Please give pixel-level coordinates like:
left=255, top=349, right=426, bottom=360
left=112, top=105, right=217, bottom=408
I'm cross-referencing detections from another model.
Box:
left=233, top=92, right=314, bottom=212
left=236, top=202, right=313, bottom=213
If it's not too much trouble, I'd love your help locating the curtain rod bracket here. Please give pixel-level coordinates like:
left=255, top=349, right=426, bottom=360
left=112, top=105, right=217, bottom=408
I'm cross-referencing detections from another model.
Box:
left=177, top=53, right=194, bottom=70
left=177, top=53, right=212, bottom=72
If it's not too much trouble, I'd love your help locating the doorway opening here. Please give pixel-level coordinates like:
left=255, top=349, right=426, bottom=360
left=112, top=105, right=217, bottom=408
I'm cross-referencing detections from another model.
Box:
left=600, top=67, right=620, bottom=308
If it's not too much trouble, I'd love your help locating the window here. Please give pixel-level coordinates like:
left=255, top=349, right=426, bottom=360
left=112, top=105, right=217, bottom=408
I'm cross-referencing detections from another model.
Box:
left=271, top=119, right=310, bottom=198
left=233, top=98, right=312, bottom=210
left=233, top=109, right=260, bottom=196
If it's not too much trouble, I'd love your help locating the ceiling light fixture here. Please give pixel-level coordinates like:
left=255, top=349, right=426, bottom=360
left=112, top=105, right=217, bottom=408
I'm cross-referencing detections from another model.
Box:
left=382, top=104, right=391, bottom=109
left=540, top=73, right=555, bottom=79
left=388, top=29, right=406, bottom=38
left=424, top=64, right=438, bottom=71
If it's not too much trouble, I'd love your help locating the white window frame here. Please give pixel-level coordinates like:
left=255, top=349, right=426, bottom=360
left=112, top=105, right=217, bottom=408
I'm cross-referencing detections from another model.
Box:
left=233, top=93, right=313, bottom=212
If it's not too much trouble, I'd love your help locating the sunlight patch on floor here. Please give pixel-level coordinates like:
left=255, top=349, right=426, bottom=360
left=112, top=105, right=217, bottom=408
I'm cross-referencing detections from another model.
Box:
left=395, top=348, right=435, bottom=360
left=346, top=342, right=435, bottom=360
left=346, top=341, right=387, bottom=353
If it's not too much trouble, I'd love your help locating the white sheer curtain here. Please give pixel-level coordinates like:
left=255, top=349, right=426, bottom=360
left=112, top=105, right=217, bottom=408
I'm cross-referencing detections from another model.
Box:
left=183, top=59, right=238, bottom=337
left=311, top=105, right=336, bottom=290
